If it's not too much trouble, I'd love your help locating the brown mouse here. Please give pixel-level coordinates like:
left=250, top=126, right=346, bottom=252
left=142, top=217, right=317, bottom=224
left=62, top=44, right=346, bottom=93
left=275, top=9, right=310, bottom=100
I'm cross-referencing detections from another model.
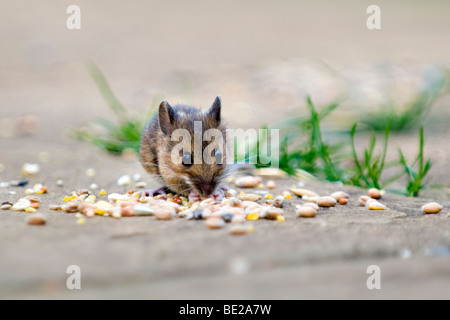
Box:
left=140, top=96, right=229, bottom=202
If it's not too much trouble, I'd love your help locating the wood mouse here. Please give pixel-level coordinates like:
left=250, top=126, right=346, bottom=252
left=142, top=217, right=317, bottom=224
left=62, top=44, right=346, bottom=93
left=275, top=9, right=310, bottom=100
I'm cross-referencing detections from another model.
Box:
left=140, top=96, right=230, bottom=202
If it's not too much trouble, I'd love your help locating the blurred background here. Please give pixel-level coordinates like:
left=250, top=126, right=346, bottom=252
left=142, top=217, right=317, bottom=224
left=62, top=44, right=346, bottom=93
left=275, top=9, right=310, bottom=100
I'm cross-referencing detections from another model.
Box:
left=0, top=0, right=449, bottom=299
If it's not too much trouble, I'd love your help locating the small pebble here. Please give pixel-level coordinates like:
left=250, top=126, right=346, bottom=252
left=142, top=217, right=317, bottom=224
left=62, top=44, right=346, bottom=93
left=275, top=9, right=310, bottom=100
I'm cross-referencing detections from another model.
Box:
left=56, top=179, right=64, bottom=187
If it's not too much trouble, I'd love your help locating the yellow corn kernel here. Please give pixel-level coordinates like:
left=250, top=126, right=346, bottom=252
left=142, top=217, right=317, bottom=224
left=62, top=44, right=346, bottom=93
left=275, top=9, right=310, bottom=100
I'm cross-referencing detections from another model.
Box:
left=277, top=215, right=285, bottom=222
left=265, top=193, right=273, bottom=200
left=99, top=189, right=107, bottom=196
left=25, top=207, right=36, bottom=213
left=77, top=217, right=85, bottom=225
left=85, top=195, right=96, bottom=203
left=247, top=212, right=259, bottom=221
left=248, top=225, right=255, bottom=233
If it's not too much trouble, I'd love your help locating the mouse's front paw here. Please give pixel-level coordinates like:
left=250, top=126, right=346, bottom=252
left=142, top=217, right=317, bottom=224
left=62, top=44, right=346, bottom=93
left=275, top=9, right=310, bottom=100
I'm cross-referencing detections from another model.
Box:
left=212, top=184, right=229, bottom=202
left=188, top=190, right=202, bottom=202
left=138, top=187, right=169, bottom=197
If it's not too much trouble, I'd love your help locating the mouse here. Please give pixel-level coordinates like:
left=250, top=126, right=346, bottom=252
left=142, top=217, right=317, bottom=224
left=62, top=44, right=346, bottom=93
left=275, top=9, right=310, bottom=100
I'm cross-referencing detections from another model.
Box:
left=139, top=96, right=230, bottom=202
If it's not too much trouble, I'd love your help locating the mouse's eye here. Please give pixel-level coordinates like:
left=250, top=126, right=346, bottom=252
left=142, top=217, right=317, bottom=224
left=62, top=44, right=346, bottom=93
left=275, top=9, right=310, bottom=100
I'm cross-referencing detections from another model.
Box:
left=214, top=150, right=223, bottom=164
left=182, top=152, right=192, bottom=166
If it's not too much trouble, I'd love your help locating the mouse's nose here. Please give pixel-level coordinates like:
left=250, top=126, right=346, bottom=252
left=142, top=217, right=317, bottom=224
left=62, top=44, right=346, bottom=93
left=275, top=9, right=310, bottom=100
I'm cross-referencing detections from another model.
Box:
left=197, top=179, right=214, bottom=196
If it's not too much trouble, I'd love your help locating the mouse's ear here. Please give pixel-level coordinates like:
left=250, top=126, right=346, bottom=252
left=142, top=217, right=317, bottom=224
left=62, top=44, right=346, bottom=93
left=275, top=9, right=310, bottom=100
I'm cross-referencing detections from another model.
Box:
left=159, top=100, right=176, bottom=135
left=208, top=96, right=221, bottom=125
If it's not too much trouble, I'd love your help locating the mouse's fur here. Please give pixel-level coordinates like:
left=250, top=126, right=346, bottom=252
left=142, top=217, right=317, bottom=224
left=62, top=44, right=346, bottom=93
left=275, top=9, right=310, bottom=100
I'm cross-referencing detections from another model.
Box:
left=140, top=96, right=227, bottom=197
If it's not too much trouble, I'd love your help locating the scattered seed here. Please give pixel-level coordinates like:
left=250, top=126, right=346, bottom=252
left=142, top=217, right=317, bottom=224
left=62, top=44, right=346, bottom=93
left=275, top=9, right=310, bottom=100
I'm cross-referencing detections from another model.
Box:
left=247, top=212, right=259, bottom=221
left=229, top=224, right=252, bottom=235
left=421, top=202, right=443, bottom=214
left=290, top=188, right=320, bottom=198
left=98, top=189, right=107, bottom=196
left=221, top=213, right=234, bottom=223
left=367, top=201, right=387, bottom=210
left=131, top=204, right=155, bottom=216
left=94, top=201, right=113, bottom=215
left=56, top=179, right=64, bottom=187
left=231, top=215, right=245, bottom=224
left=330, top=191, right=349, bottom=201
left=317, top=196, right=337, bottom=207
left=237, top=193, right=262, bottom=202
left=296, top=206, right=317, bottom=218
left=1, top=204, right=12, bottom=210
left=339, top=198, right=348, bottom=205
left=90, top=183, right=99, bottom=190
left=264, top=207, right=284, bottom=220
left=85, top=168, right=96, bottom=177
left=117, top=174, right=132, bottom=186
left=235, top=176, right=262, bottom=188
left=9, top=180, right=29, bottom=187
left=277, top=215, right=285, bottom=222
left=77, top=217, right=85, bottom=225
left=281, top=191, right=291, bottom=199
left=21, top=163, right=40, bottom=176
left=359, top=195, right=371, bottom=206
left=302, top=202, right=319, bottom=210
left=254, top=168, right=287, bottom=178
left=206, top=217, right=225, bottom=229
left=194, top=209, right=203, bottom=220
left=267, top=180, right=276, bottom=189
left=135, top=181, right=147, bottom=189
left=25, top=207, right=36, bottom=213
left=27, top=213, right=46, bottom=225
left=61, top=201, right=80, bottom=213
left=368, top=188, right=382, bottom=199
left=154, top=207, right=174, bottom=220
left=12, top=199, right=31, bottom=211
left=49, top=205, right=60, bottom=211
left=265, top=193, right=273, bottom=200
